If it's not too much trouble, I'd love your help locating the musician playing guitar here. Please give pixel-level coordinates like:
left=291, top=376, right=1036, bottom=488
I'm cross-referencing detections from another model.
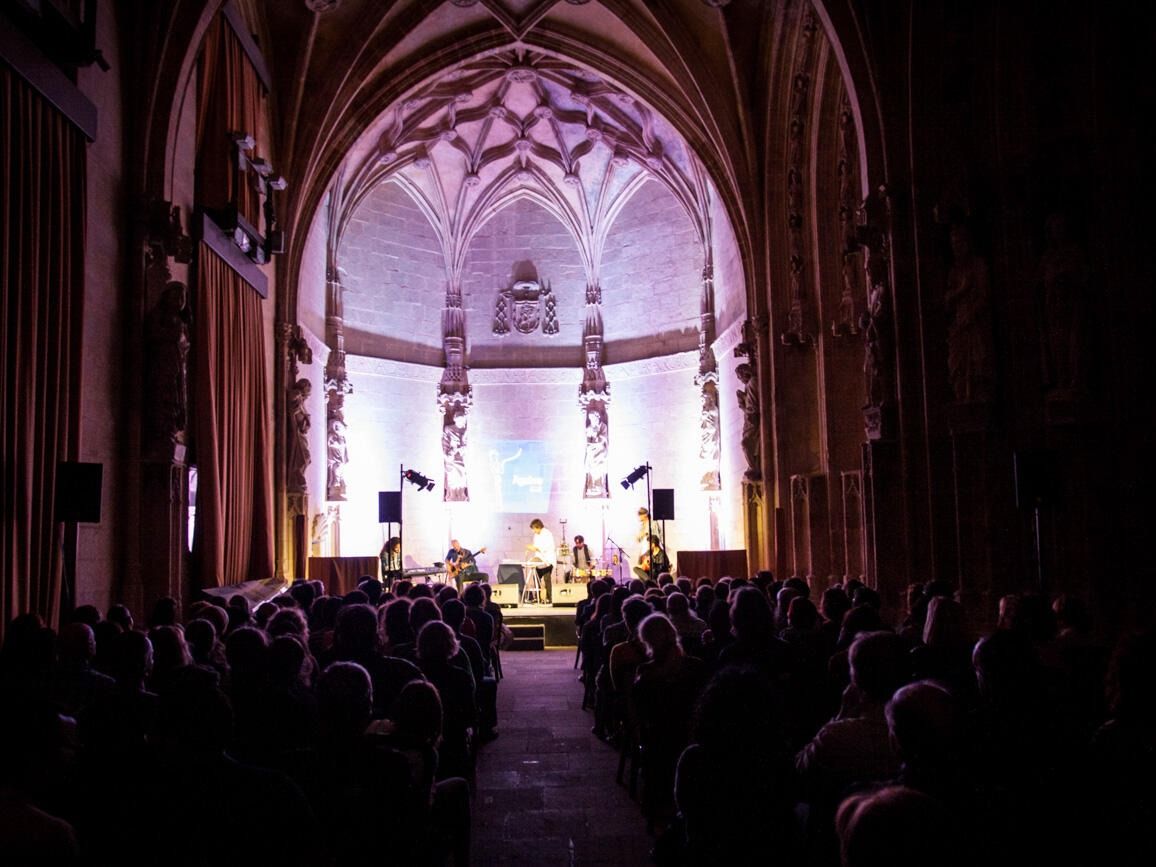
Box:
left=445, top=539, right=486, bottom=590
left=633, top=534, right=670, bottom=581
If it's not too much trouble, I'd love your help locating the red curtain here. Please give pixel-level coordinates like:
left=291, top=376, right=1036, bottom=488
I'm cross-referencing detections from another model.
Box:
left=1, top=63, right=86, bottom=632
left=191, top=246, right=274, bottom=587
left=196, top=15, right=264, bottom=226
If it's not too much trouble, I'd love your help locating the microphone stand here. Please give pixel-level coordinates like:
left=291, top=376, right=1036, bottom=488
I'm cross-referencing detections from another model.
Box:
left=606, top=537, right=626, bottom=584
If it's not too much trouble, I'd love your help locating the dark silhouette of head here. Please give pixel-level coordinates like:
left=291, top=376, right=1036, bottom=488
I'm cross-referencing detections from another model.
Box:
left=849, top=631, right=907, bottom=702
left=334, top=604, right=381, bottom=657
left=836, top=785, right=956, bottom=867
left=416, top=620, right=459, bottom=664
left=730, top=586, right=774, bottom=640
left=318, top=661, right=373, bottom=739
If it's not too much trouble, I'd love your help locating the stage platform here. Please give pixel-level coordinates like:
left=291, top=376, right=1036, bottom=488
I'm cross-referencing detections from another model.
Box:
left=502, top=604, right=578, bottom=648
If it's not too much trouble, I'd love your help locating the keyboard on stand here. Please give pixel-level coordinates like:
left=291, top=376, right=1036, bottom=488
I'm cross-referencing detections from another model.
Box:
left=402, top=566, right=449, bottom=583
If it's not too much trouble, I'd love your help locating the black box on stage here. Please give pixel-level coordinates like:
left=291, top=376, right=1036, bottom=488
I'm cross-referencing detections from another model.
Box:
left=497, top=562, right=524, bottom=586
left=378, top=491, right=401, bottom=523
left=55, top=462, right=103, bottom=523
left=490, top=583, right=520, bottom=607
left=652, top=488, right=675, bottom=521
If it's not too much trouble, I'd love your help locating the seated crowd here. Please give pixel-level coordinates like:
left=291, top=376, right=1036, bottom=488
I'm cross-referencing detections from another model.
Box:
left=0, top=577, right=504, bottom=866
left=575, top=573, right=1155, bottom=867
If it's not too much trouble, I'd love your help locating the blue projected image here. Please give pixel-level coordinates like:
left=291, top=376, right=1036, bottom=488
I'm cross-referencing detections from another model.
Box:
left=487, top=440, right=553, bottom=514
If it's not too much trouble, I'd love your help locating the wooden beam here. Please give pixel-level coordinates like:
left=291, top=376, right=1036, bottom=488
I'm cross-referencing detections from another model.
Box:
left=197, top=210, right=269, bottom=299
left=0, top=12, right=98, bottom=141
left=222, top=0, right=272, bottom=91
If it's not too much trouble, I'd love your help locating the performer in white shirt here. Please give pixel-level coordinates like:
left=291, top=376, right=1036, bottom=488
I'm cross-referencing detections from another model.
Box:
left=526, top=518, right=556, bottom=603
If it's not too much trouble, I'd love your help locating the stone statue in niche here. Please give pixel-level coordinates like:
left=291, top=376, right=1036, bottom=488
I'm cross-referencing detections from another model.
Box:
left=287, top=378, right=312, bottom=494
left=144, top=281, right=191, bottom=455
left=1038, top=211, right=1089, bottom=395
left=442, top=403, right=469, bottom=502
left=583, top=403, right=609, bottom=498
left=943, top=222, right=994, bottom=404
left=699, top=383, right=722, bottom=490
left=326, top=417, right=348, bottom=500
left=736, top=362, right=762, bottom=481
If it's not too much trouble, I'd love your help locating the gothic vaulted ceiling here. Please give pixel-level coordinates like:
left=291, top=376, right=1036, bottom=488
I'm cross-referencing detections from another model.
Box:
left=261, top=0, right=790, bottom=317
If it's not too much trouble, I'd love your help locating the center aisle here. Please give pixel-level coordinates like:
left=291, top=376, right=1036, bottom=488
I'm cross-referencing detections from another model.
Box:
left=472, top=650, right=653, bottom=866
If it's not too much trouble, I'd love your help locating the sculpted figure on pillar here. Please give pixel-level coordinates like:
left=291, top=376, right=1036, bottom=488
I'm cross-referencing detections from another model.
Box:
left=736, top=362, right=761, bottom=481
left=144, top=281, right=191, bottom=455
left=699, top=383, right=722, bottom=490
left=582, top=401, right=609, bottom=498
left=326, top=417, right=348, bottom=499
left=1039, top=211, right=1089, bottom=396
left=943, top=222, right=994, bottom=404
left=861, top=274, right=888, bottom=412
left=287, top=378, right=312, bottom=494
left=441, top=401, right=470, bottom=502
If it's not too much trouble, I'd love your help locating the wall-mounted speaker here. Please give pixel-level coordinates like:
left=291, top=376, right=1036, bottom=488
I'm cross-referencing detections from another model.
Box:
left=378, top=491, right=402, bottom=523
left=1013, top=449, right=1058, bottom=510
left=652, top=488, right=675, bottom=521
left=55, top=462, right=103, bottom=524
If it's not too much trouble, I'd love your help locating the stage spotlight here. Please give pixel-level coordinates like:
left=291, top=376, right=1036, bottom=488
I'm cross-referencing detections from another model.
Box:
left=621, top=464, right=649, bottom=489
left=403, top=469, right=435, bottom=491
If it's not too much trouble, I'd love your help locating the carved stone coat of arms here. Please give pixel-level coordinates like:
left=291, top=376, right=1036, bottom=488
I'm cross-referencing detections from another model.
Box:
left=493, top=279, right=559, bottom=336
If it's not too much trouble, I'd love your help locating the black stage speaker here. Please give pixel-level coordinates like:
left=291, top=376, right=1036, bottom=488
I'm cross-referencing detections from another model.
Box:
left=497, top=562, right=525, bottom=585
left=1013, top=449, right=1057, bottom=510
left=378, top=491, right=402, bottom=523
left=490, top=583, right=520, bottom=607
left=55, top=462, right=103, bottom=523
left=652, top=488, right=675, bottom=521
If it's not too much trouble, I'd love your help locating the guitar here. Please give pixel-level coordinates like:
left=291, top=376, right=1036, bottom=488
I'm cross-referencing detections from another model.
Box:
left=447, top=546, right=486, bottom=579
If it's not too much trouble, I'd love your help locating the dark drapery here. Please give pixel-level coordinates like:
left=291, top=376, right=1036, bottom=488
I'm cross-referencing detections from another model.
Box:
left=191, top=246, right=274, bottom=587
left=1, top=62, right=86, bottom=632
left=196, top=14, right=264, bottom=226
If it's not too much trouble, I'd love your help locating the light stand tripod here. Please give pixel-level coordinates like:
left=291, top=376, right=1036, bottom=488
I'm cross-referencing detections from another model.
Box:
left=621, top=463, right=653, bottom=580
left=398, top=463, right=435, bottom=580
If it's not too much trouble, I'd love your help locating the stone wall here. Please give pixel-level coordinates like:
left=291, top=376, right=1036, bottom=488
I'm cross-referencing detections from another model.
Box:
left=338, top=351, right=738, bottom=576
left=338, top=181, right=445, bottom=362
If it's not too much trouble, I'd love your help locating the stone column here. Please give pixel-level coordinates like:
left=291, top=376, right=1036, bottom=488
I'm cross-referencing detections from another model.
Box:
left=283, top=324, right=313, bottom=581
left=138, top=238, right=190, bottom=614
left=696, top=265, right=722, bottom=492
left=580, top=283, right=610, bottom=499
left=857, top=189, right=903, bottom=598
left=439, top=283, right=472, bottom=502
left=324, top=269, right=353, bottom=504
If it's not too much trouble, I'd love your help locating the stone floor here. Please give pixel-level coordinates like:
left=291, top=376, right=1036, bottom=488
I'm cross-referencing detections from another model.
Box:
left=472, top=650, right=653, bottom=866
